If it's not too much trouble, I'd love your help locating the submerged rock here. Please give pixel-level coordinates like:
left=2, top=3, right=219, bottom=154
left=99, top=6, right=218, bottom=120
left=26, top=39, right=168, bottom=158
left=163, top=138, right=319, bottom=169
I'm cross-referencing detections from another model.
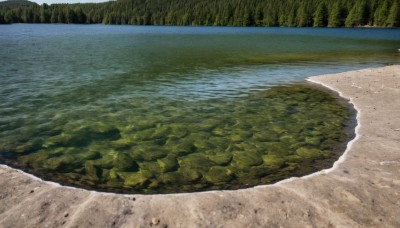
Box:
left=179, top=153, right=214, bottom=173
left=85, top=161, right=101, bottom=180
left=178, top=167, right=202, bottom=183
left=170, top=140, right=197, bottom=156
left=207, top=153, right=233, bottom=166
left=124, top=172, right=150, bottom=187
left=262, top=154, right=287, bottom=170
left=157, top=154, right=179, bottom=172
left=204, top=166, right=233, bottom=183
left=2, top=83, right=351, bottom=193
left=131, top=146, right=168, bottom=161
left=231, top=151, right=263, bottom=169
left=113, top=153, right=138, bottom=171
left=295, top=147, right=327, bottom=160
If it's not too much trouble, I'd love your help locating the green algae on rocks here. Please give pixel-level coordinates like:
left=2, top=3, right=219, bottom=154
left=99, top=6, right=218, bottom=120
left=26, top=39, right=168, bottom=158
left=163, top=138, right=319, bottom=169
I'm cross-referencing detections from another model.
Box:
left=0, top=84, right=353, bottom=194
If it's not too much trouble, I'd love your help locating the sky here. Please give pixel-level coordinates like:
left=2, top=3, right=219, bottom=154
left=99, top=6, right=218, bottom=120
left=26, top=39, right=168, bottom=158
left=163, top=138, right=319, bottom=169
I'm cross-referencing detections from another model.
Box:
left=1, top=0, right=110, bottom=5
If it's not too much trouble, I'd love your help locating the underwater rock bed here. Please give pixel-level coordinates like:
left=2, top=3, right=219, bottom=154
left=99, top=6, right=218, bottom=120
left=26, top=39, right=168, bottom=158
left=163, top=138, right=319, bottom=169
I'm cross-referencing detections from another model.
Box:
left=0, top=84, right=353, bottom=194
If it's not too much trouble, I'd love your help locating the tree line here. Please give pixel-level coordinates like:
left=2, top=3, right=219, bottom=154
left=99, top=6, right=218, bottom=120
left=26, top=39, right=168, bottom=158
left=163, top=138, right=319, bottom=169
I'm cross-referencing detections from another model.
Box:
left=0, top=0, right=399, bottom=27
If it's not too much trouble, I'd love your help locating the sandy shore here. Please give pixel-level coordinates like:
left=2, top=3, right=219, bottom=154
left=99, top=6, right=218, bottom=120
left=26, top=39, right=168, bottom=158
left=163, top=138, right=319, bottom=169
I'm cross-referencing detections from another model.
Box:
left=1, top=65, right=399, bottom=227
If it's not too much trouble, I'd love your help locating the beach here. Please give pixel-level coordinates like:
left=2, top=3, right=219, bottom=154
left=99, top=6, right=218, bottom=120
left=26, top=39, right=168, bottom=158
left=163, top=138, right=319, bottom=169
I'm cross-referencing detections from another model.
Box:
left=1, top=65, right=399, bottom=227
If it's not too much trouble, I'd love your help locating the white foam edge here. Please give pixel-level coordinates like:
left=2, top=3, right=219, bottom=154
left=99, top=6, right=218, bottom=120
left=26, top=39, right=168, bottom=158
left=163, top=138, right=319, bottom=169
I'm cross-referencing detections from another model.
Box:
left=0, top=76, right=361, bottom=197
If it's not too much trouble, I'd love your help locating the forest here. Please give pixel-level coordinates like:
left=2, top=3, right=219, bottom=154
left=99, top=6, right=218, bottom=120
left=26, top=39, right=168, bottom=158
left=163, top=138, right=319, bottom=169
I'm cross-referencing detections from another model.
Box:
left=0, top=0, right=399, bottom=27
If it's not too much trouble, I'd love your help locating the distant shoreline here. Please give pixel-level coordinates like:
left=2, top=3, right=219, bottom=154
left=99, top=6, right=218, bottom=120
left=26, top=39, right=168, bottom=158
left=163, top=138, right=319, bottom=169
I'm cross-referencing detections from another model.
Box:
left=1, top=0, right=400, bottom=27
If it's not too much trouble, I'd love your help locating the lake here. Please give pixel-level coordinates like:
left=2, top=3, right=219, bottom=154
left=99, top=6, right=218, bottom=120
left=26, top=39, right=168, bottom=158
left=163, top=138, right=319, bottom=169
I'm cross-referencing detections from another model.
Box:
left=0, top=25, right=399, bottom=193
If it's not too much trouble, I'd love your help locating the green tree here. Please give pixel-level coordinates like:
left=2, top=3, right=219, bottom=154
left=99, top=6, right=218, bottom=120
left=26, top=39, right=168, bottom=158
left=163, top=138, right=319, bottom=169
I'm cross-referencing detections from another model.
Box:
left=387, top=0, right=400, bottom=27
left=287, top=6, right=297, bottom=27
left=374, top=0, right=389, bottom=26
left=0, top=14, right=4, bottom=24
left=263, top=7, right=278, bottom=26
left=345, top=1, right=368, bottom=27
left=254, top=6, right=263, bottom=26
left=58, top=9, right=66, bottom=23
left=313, top=2, right=328, bottom=27
left=296, top=3, right=311, bottom=27
left=0, top=0, right=398, bottom=28
left=74, top=7, right=86, bottom=23
left=328, top=2, right=345, bottom=27
left=40, top=4, right=50, bottom=23
left=4, top=10, right=17, bottom=23
left=50, top=8, right=59, bottom=23
left=278, top=14, right=286, bottom=26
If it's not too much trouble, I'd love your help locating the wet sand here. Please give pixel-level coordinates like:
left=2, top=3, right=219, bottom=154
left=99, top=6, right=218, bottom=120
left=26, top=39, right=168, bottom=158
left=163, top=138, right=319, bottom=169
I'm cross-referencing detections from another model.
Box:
left=1, top=65, right=399, bottom=227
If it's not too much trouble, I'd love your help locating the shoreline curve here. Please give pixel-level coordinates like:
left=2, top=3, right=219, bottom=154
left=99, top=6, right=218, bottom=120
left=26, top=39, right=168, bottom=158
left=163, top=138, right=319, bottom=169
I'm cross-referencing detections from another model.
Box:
left=1, top=65, right=399, bottom=227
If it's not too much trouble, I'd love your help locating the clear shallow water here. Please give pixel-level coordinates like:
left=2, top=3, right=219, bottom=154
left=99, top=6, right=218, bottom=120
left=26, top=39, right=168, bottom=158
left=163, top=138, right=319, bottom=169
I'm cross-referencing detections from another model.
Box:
left=0, top=25, right=398, bottom=193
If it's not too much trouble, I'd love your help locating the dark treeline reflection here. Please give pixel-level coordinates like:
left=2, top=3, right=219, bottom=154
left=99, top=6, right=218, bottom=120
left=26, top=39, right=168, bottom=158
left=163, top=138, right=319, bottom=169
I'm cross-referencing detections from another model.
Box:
left=0, top=0, right=399, bottom=27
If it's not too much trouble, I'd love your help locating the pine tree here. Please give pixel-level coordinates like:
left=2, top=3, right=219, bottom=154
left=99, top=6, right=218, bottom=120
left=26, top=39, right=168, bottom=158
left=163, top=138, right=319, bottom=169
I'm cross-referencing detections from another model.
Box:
left=254, top=6, right=263, bottom=26
left=345, top=1, right=368, bottom=27
left=386, top=0, right=400, bottom=27
left=313, top=2, right=328, bottom=27
left=328, top=2, right=344, bottom=27
left=40, top=4, right=49, bottom=23
left=50, top=9, right=58, bottom=23
left=0, top=0, right=399, bottom=27
left=287, top=6, right=297, bottom=27
left=296, top=3, right=311, bottom=27
left=58, top=9, right=65, bottom=23
left=374, top=0, right=389, bottom=26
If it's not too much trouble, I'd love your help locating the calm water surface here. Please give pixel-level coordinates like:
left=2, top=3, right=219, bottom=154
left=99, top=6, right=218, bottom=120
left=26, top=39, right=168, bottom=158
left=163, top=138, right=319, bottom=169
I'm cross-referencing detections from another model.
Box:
left=0, top=25, right=398, bottom=193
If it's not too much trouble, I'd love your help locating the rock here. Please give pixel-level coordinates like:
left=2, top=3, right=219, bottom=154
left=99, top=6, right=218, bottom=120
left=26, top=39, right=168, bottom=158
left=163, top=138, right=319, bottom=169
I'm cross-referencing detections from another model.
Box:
left=92, top=155, right=114, bottom=169
left=262, top=154, right=286, bottom=169
left=139, top=161, right=162, bottom=175
left=279, top=135, right=297, bottom=144
left=14, top=140, right=42, bottom=154
left=169, top=124, right=189, bottom=138
left=249, top=166, right=272, bottom=178
left=42, top=154, right=82, bottom=172
left=170, top=140, right=196, bottom=156
left=124, top=172, right=150, bottom=187
left=113, top=153, right=138, bottom=171
left=204, top=166, right=233, bottom=183
left=151, top=217, right=160, bottom=226
left=252, top=131, right=280, bottom=142
left=79, top=150, right=101, bottom=160
left=178, top=168, right=202, bottom=183
left=196, top=119, right=219, bottom=131
left=157, top=155, right=179, bottom=172
left=230, top=135, right=244, bottom=143
left=133, top=129, right=155, bottom=141
left=212, top=127, right=228, bottom=136
left=159, top=172, right=181, bottom=184
left=261, top=142, right=292, bottom=156
left=85, top=161, right=100, bottom=180
left=230, top=131, right=252, bottom=143
left=42, top=134, right=78, bottom=148
left=131, top=146, right=168, bottom=161
left=295, top=147, right=327, bottom=160
left=148, top=179, right=160, bottom=189
left=305, top=136, right=322, bottom=146
left=179, top=153, right=214, bottom=173
left=135, top=120, right=156, bottom=130
left=151, top=126, right=171, bottom=139
left=111, top=137, right=136, bottom=149
left=207, top=153, right=232, bottom=166
left=231, top=151, right=263, bottom=169
left=207, top=137, right=230, bottom=151
left=87, top=123, right=121, bottom=141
